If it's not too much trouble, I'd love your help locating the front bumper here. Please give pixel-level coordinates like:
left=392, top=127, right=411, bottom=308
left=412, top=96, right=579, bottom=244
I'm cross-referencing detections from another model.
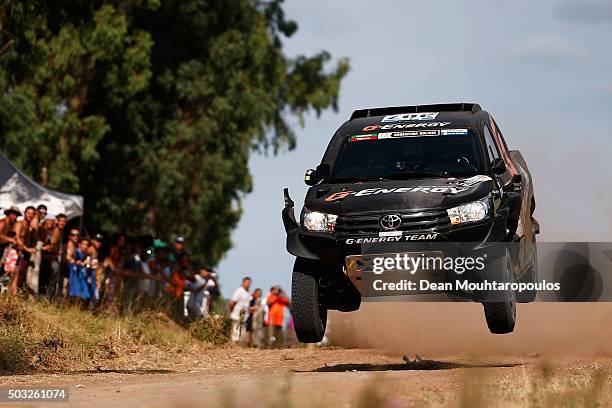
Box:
left=283, top=199, right=508, bottom=264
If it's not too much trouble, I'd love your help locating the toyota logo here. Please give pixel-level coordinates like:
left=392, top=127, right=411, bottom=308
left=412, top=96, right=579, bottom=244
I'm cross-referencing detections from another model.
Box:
left=380, top=214, right=402, bottom=230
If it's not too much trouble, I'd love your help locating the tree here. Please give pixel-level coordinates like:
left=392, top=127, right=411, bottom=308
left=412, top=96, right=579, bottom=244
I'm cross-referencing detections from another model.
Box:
left=0, top=0, right=349, bottom=264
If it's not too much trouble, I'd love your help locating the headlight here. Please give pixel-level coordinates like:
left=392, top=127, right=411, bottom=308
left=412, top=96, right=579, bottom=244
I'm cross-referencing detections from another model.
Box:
left=301, top=208, right=338, bottom=232
left=447, top=196, right=490, bottom=225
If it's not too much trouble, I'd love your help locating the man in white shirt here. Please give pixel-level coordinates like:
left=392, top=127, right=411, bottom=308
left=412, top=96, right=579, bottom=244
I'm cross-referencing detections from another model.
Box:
left=185, top=267, right=217, bottom=320
left=228, top=276, right=252, bottom=342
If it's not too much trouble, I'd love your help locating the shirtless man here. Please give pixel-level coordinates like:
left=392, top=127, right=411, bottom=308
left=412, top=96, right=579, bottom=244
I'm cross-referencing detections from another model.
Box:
left=0, top=206, right=20, bottom=250
left=14, top=206, right=37, bottom=291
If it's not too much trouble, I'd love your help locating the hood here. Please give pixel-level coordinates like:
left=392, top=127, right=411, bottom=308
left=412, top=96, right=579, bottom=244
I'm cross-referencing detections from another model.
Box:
left=304, top=175, right=494, bottom=214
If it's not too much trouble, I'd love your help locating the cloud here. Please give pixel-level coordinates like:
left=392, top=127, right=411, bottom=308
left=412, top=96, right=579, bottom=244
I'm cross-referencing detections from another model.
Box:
left=513, top=36, right=582, bottom=63
left=554, top=1, right=612, bottom=23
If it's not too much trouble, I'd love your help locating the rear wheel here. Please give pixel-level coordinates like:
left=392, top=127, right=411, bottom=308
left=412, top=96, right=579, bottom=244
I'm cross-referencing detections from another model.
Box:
left=482, top=250, right=516, bottom=334
left=292, top=267, right=327, bottom=343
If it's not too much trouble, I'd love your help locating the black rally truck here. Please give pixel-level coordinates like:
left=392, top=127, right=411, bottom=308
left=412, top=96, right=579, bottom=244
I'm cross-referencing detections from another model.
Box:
left=282, top=103, right=539, bottom=341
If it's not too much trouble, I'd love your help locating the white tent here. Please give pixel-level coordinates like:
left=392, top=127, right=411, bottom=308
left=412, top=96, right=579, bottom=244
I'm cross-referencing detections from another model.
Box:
left=0, top=151, right=83, bottom=219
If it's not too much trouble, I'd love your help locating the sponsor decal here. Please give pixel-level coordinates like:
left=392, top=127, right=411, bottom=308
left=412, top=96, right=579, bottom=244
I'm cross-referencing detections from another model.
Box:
left=381, top=112, right=439, bottom=122
left=455, top=174, right=492, bottom=187
left=379, top=230, right=403, bottom=237
left=349, top=134, right=378, bottom=142
left=345, top=233, right=438, bottom=244
left=363, top=122, right=451, bottom=132
left=441, top=128, right=469, bottom=136
left=322, top=177, right=493, bottom=202
left=353, top=186, right=467, bottom=196
left=324, top=186, right=469, bottom=202
left=378, top=130, right=439, bottom=139
left=324, top=191, right=354, bottom=202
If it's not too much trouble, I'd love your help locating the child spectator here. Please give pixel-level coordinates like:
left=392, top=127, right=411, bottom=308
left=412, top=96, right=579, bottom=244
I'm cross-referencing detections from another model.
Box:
left=1, top=231, right=20, bottom=295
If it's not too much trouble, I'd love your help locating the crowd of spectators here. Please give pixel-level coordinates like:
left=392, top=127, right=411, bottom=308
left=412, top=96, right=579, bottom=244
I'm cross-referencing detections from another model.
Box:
left=0, top=204, right=220, bottom=323
left=0, top=203, right=298, bottom=347
left=228, top=277, right=295, bottom=348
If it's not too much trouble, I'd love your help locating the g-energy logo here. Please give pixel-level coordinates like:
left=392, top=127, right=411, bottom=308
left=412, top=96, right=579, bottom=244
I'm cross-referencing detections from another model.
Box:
left=363, top=122, right=451, bottom=132
left=345, top=233, right=438, bottom=244
left=324, top=186, right=470, bottom=202
left=382, top=112, right=439, bottom=122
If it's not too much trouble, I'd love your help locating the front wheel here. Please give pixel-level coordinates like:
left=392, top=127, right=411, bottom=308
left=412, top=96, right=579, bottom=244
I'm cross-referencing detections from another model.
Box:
left=482, top=250, right=516, bottom=334
left=292, top=268, right=327, bottom=343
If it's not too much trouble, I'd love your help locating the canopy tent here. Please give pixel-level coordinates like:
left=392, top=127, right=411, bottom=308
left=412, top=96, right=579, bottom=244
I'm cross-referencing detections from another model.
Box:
left=0, top=151, right=83, bottom=220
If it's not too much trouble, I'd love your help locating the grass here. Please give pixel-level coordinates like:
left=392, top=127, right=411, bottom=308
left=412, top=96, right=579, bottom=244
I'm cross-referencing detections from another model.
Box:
left=455, top=361, right=612, bottom=408
left=200, top=361, right=612, bottom=408
left=0, top=294, right=229, bottom=373
left=189, top=314, right=230, bottom=346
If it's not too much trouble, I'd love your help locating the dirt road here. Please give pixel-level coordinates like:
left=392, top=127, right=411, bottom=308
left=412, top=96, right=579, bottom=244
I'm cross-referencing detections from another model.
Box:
left=2, top=349, right=608, bottom=408
left=2, top=303, right=612, bottom=407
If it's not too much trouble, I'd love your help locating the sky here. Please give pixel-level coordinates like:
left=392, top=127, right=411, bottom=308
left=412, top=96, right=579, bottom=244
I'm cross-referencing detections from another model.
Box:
left=217, top=0, right=612, bottom=296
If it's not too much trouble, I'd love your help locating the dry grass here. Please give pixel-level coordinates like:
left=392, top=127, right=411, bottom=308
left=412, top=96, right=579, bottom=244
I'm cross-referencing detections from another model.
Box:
left=0, top=295, right=227, bottom=373
left=455, top=361, right=612, bottom=408
left=189, top=314, right=230, bottom=346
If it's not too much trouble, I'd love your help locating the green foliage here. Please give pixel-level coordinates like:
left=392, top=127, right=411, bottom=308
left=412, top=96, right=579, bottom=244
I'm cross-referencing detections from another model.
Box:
left=0, top=0, right=348, bottom=264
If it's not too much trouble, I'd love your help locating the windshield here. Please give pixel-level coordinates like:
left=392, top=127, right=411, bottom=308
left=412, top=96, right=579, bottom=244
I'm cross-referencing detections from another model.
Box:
left=330, top=130, right=483, bottom=182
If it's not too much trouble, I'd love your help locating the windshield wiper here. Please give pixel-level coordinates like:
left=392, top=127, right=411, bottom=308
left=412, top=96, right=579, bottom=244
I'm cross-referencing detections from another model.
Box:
left=382, top=171, right=450, bottom=180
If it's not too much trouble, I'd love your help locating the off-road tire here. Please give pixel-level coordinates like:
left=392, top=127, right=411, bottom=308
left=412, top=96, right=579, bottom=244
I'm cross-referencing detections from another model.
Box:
left=292, top=268, right=327, bottom=343
left=482, top=250, right=516, bottom=334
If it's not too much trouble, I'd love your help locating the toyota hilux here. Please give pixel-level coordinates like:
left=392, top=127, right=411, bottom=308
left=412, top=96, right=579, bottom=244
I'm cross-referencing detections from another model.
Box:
left=282, top=103, right=539, bottom=341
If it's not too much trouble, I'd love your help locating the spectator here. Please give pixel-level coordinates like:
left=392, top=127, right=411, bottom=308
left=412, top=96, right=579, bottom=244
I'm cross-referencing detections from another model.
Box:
left=169, top=236, right=188, bottom=271
left=38, top=214, right=56, bottom=295
left=164, top=264, right=188, bottom=323
left=0, top=207, right=20, bottom=251
left=88, top=234, right=104, bottom=301
left=71, top=238, right=96, bottom=305
left=167, top=235, right=191, bottom=321
left=46, top=213, right=67, bottom=298
left=36, top=204, right=47, bottom=224
left=245, top=288, right=263, bottom=347
left=104, top=235, right=127, bottom=306
left=14, top=206, right=38, bottom=292
left=266, top=286, right=290, bottom=348
left=2, top=231, right=20, bottom=295
left=228, top=277, right=252, bottom=342
left=184, top=267, right=216, bottom=320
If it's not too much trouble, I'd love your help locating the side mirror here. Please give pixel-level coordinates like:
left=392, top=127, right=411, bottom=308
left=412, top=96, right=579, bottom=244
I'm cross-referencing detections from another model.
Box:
left=304, top=169, right=317, bottom=186
left=491, top=158, right=507, bottom=175
left=304, top=164, right=331, bottom=186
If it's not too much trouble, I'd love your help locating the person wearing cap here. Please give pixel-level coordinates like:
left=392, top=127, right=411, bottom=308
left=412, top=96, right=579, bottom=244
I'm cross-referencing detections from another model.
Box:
left=165, top=235, right=190, bottom=323
left=0, top=206, right=21, bottom=251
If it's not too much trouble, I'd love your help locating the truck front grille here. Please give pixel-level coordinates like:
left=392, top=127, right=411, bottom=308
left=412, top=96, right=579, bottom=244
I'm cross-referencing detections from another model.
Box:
left=335, top=209, right=451, bottom=236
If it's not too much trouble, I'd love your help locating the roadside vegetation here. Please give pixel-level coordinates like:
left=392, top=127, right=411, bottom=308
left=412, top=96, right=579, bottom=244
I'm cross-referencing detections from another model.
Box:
left=204, top=361, right=612, bottom=408
left=0, top=295, right=229, bottom=373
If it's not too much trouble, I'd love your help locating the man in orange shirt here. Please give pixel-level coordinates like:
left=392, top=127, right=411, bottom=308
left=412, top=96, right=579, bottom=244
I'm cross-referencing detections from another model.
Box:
left=266, top=286, right=290, bottom=348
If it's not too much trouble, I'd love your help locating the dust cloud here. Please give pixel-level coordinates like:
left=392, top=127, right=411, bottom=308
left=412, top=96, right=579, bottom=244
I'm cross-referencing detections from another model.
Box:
left=328, top=302, right=612, bottom=357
